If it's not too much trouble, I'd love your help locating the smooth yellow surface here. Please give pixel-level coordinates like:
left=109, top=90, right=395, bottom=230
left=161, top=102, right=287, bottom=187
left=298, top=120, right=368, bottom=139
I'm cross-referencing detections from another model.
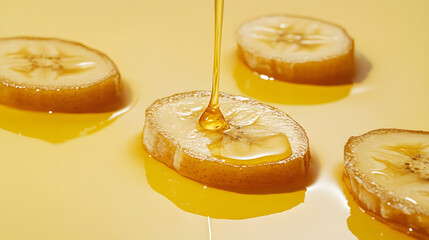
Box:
left=0, top=0, right=428, bottom=239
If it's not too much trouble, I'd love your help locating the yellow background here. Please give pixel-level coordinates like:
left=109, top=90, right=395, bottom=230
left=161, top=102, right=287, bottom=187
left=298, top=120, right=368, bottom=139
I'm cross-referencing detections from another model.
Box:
left=0, top=0, right=428, bottom=239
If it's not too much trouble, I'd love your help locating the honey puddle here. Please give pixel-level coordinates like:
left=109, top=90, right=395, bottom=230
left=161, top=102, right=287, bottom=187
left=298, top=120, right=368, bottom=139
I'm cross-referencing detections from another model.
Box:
left=208, top=132, right=292, bottom=163
left=0, top=0, right=427, bottom=238
left=335, top=164, right=416, bottom=239
left=142, top=149, right=307, bottom=219
left=0, top=84, right=132, bottom=143
left=345, top=189, right=416, bottom=240
left=233, top=51, right=372, bottom=105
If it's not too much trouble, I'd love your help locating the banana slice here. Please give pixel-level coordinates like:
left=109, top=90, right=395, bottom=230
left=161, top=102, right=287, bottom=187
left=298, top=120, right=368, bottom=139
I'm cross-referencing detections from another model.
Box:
left=343, top=129, right=429, bottom=238
left=236, top=15, right=354, bottom=85
left=142, top=91, right=310, bottom=189
left=0, top=37, right=121, bottom=112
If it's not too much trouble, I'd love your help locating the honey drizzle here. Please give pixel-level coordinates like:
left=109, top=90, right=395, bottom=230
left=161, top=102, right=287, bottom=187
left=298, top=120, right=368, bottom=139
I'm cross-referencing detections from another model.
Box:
left=198, top=0, right=228, bottom=131
left=198, top=0, right=293, bottom=162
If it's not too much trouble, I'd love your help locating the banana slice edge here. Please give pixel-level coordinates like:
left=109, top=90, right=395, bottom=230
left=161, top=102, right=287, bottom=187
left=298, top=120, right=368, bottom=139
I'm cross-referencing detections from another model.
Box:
left=142, top=91, right=311, bottom=188
left=343, top=128, right=429, bottom=237
left=0, top=36, right=122, bottom=112
left=235, top=15, right=355, bottom=85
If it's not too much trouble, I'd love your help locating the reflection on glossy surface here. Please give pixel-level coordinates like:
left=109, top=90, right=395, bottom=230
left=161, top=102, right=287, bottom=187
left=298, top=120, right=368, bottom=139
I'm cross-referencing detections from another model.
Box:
left=0, top=84, right=132, bottom=143
left=233, top=52, right=372, bottom=105
left=234, top=59, right=352, bottom=105
left=208, top=132, right=292, bottom=163
left=0, top=0, right=427, bottom=238
left=0, top=104, right=129, bottom=143
left=336, top=164, right=416, bottom=240
left=143, top=149, right=310, bottom=219
left=344, top=186, right=416, bottom=240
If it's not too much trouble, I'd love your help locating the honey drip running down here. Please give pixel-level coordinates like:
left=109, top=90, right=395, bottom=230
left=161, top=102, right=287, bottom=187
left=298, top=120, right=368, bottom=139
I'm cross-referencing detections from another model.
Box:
left=198, top=0, right=228, bottom=131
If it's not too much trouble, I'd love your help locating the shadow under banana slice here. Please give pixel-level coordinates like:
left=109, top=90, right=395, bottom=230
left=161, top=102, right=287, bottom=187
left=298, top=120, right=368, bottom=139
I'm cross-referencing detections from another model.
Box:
left=334, top=163, right=416, bottom=240
left=0, top=83, right=132, bottom=144
left=233, top=52, right=371, bottom=105
left=142, top=147, right=319, bottom=219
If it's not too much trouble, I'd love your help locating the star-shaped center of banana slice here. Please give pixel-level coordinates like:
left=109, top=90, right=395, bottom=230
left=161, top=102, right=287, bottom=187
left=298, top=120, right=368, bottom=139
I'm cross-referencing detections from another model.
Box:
left=4, top=46, right=95, bottom=81
left=175, top=103, right=292, bottom=163
left=251, top=23, right=332, bottom=52
left=206, top=115, right=292, bottom=163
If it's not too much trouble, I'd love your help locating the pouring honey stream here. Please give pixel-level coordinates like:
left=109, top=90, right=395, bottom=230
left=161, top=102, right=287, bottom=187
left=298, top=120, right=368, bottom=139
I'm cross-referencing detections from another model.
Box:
left=199, top=0, right=228, bottom=131
left=199, top=0, right=292, bottom=162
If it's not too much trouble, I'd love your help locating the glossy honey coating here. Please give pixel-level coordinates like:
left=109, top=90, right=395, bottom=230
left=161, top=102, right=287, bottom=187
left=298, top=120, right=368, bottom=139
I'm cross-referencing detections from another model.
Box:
left=143, top=91, right=310, bottom=189
left=343, top=128, right=429, bottom=239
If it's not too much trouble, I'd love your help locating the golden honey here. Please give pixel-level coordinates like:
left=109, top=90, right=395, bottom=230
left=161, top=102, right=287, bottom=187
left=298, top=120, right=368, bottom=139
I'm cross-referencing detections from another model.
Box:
left=0, top=104, right=127, bottom=143
left=0, top=0, right=428, bottom=239
left=199, top=0, right=291, bottom=162
left=199, top=0, right=227, bottom=131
